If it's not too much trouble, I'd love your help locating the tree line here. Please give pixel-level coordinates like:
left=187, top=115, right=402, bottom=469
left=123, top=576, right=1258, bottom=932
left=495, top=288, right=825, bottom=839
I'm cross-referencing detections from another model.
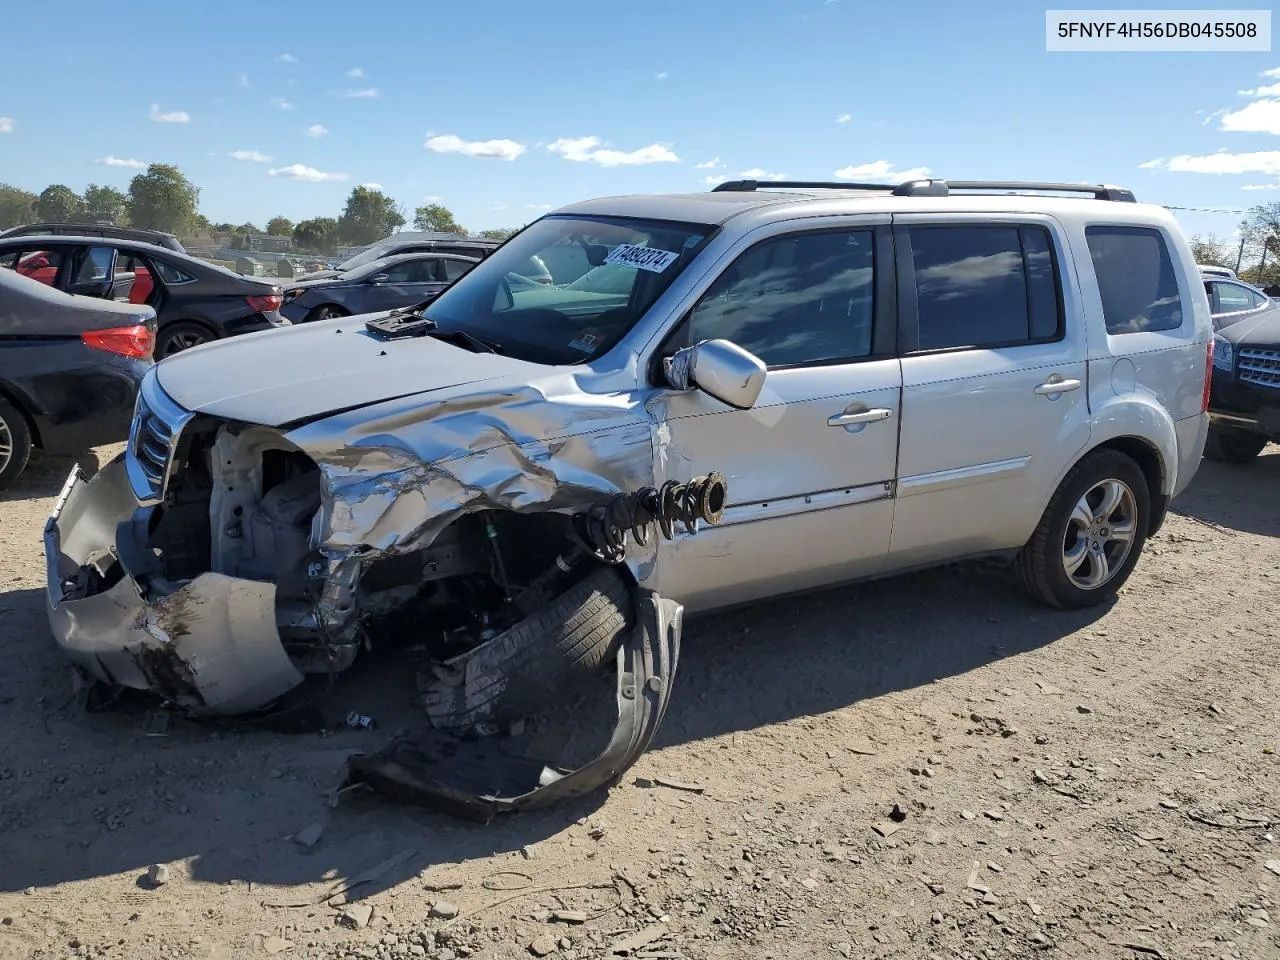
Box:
left=1190, top=202, right=1280, bottom=289
left=0, top=163, right=521, bottom=258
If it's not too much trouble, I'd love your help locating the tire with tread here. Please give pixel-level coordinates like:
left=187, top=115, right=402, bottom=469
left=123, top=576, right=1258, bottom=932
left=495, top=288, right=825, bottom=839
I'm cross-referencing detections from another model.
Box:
left=1203, top=424, right=1267, bottom=464
left=308, top=304, right=349, bottom=323
left=419, top=564, right=633, bottom=732
left=156, top=320, right=216, bottom=357
left=1016, top=448, right=1150, bottom=609
left=0, top=397, right=34, bottom=491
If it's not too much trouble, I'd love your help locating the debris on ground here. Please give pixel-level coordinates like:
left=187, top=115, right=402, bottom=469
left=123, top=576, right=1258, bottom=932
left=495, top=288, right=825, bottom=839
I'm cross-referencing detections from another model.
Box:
left=146, top=864, right=170, bottom=887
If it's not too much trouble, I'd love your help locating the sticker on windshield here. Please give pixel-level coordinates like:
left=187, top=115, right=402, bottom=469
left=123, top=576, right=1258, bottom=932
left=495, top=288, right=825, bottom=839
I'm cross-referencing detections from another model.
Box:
left=605, top=244, right=681, bottom=273
left=568, top=330, right=603, bottom=354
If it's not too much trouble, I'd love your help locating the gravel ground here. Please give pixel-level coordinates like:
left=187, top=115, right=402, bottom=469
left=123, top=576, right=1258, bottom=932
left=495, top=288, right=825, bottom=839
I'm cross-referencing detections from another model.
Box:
left=1, top=444, right=1278, bottom=960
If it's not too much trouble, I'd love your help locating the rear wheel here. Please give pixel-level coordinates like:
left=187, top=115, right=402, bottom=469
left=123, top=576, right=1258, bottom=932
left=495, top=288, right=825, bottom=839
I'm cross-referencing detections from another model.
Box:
left=1203, top=424, right=1267, bottom=463
left=0, top=398, right=34, bottom=491
left=308, top=304, right=349, bottom=323
left=1016, top=448, right=1150, bottom=609
left=156, top=321, right=215, bottom=357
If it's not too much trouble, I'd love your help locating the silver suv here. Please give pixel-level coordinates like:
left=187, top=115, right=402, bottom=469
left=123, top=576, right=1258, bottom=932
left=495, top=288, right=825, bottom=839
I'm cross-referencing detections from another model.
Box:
left=44, top=179, right=1212, bottom=811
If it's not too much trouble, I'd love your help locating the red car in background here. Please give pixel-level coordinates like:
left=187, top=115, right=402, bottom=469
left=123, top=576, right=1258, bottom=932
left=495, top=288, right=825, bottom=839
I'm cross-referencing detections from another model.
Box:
left=16, top=250, right=59, bottom=285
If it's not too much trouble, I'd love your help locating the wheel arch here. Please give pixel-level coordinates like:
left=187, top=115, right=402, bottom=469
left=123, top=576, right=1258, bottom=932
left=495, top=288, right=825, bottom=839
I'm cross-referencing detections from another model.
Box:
left=0, top=382, right=43, bottom=449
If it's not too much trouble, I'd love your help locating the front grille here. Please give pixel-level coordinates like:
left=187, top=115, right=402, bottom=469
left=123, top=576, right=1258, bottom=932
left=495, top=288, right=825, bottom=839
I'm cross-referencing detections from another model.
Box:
left=125, top=376, right=194, bottom=504
left=1239, top=347, right=1280, bottom=390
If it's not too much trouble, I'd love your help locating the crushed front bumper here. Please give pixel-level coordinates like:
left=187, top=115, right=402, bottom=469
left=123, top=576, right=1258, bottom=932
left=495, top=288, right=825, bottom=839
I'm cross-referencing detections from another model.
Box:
left=43, top=459, right=305, bottom=714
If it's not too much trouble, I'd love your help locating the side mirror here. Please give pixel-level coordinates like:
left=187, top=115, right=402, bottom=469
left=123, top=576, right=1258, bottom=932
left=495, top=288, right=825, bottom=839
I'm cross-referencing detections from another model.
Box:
left=666, top=339, right=766, bottom=410
left=370, top=273, right=389, bottom=284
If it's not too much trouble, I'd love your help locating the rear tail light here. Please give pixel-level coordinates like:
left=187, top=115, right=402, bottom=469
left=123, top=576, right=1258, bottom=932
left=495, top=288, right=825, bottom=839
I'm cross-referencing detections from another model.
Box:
left=82, top=323, right=155, bottom=360
left=1201, top=338, right=1214, bottom=414
left=247, top=293, right=284, bottom=312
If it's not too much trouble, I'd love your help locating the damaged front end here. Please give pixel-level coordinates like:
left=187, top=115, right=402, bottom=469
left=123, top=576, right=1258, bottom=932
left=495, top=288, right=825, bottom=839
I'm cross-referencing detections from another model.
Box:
left=43, top=367, right=725, bottom=812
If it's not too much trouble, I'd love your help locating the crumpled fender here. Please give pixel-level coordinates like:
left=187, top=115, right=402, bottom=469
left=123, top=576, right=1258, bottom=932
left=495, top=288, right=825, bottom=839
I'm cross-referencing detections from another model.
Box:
left=339, top=588, right=681, bottom=822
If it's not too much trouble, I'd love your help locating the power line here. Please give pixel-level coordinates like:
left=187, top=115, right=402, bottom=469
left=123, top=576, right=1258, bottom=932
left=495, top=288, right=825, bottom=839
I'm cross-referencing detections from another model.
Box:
left=1161, top=204, right=1250, bottom=215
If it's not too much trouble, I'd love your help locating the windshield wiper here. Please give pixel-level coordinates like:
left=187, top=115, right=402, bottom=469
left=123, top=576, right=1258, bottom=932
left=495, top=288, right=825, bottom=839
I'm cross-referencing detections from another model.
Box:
left=434, top=328, right=500, bottom=354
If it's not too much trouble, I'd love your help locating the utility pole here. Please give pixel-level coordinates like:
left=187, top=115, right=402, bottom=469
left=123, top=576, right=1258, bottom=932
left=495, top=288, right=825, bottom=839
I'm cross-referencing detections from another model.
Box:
left=1235, top=236, right=1246, bottom=273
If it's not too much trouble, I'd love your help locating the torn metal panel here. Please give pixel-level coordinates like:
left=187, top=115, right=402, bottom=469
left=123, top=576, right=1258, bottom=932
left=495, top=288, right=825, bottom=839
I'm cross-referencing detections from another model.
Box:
left=341, top=590, right=682, bottom=821
left=44, top=461, right=304, bottom=714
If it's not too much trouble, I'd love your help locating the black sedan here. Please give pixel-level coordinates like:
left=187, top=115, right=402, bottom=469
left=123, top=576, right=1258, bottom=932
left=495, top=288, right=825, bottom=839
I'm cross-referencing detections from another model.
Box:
left=0, top=267, right=155, bottom=489
left=281, top=252, right=478, bottom=324
left=1207, top=290, right=1280, bottom=462
left=0, top=235, right=288, bottom=357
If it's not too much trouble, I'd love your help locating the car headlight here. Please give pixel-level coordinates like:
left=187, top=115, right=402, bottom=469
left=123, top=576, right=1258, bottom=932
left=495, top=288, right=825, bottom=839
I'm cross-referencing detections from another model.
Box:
left=1212, top=335, right=1233, bottom=372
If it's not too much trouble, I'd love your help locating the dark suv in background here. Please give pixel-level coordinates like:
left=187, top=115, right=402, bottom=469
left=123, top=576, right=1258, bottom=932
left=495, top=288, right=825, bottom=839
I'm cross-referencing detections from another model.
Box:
left=0, top=222, right=185, bottom=253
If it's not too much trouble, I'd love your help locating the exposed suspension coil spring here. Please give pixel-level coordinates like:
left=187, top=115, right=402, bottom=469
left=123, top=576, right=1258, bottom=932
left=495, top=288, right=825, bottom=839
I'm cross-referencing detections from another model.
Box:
left=572, top=472, right=729, bottom=564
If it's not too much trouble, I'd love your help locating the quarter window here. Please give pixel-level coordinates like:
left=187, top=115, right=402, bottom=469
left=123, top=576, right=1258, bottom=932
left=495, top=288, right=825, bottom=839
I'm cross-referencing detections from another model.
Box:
left=443, top=258, right=474, bottom=282
left=1085, top=226, right=1183, bottom=334
left=908, top=225, right=1062, bottom=351
left=687, top=229, right=875, bottom=367
left=1213, top=282, right=1256, bottom=314
left=151, top=260, right=196, bottom=284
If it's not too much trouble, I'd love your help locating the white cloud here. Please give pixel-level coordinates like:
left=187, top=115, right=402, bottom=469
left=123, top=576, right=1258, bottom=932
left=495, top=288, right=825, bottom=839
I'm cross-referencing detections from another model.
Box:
left=694, top=157, right=723, bottom=169
left=547, top=136, right=679, bottom=166
left=307, top=123, right=329, bottom=138
left=269, top=97, right=296, bottom=110
left=230, top=149, right=272, bottom=162
left=703, top=175, right=727, bottom=185
left=0, top=117, right=13, bottom=134
left=359, top=182, right=383, bottom=189
left=655, top=71, right=668, bottom=80
left=1162, top=150, right=1280, bottom=175
left=340, top=88, right=379, bottom=99
left=149, top=103, right=190, bottom=123
left=422, top=195, right=444, bottom=202
left=1220, top=99, right=1280, bottom=135
left=492, top=203, right=508, bottom=211
left=1138, top=158, right=1164, bottom=170
left=1239, top=83, right=1280, bottom=98
left=1241, top=182, right=1280, bottom=190
left=238, top=72, right=250, bottom=88
left=834, top=160, right=931, bottom=182
left=739, top=167, right=787, bottom=180
left=277, top=53, right=298, bottom=63
left=425, top=134, right=526, bottom=160
left=525, top=203, right=552, bottom=210
left=1261, top=66, right=1280, bottom=78
left=95, top=154, right=147, bottom=169
left=346, top=67, right=364, bottom=78
left=268, top=163, right=350, bottom=183
left=835, top=113, right=852, bottom=123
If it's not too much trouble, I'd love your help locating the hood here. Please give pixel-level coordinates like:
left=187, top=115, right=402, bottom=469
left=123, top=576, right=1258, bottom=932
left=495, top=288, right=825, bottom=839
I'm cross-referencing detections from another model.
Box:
left=154, top=313, right=546, bottom=427
left=1217, top=303, right=1280, bottom=344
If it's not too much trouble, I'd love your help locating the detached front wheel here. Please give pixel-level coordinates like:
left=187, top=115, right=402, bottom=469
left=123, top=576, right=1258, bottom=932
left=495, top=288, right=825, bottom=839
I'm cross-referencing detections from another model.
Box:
left=1017, top=449, right=1150, bottom=609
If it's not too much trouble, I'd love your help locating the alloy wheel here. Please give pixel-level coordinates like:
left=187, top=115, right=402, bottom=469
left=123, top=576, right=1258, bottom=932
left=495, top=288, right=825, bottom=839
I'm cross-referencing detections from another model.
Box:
left=1061, top=478, right=1138, bottom=590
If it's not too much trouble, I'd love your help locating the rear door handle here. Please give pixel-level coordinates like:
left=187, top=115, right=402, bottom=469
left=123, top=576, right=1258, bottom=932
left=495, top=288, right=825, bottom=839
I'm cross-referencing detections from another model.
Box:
left=1034, top=377, right=1082, bottom=396
left=828, top=408, right=893, bottom=427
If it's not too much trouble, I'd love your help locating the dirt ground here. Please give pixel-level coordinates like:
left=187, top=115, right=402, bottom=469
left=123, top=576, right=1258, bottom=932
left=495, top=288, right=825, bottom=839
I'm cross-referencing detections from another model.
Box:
left=1, top=444, right=1278, bottom=960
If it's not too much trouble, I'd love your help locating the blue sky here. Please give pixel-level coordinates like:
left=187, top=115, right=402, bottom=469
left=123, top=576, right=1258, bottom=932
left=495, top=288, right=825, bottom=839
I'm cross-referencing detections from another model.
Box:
left=1, top=0, right=1278, bottom=239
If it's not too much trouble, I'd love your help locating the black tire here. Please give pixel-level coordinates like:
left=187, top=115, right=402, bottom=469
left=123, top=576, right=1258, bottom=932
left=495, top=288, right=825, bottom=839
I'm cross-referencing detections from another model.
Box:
left=1203, top=424, right=1267, bottom=463
left=0, top=397, right=34, bottom=491
left=419, top=565, right=633, bottom=733
left=1016, top=448, right=1150, bottom=609
left=156, top=321, right=215, bottom=357
left=307, top=304, right=349, bottom=323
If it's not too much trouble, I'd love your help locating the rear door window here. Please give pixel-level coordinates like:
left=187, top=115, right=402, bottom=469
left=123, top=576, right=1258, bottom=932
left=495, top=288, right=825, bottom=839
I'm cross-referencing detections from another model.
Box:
left=907, top=225, right=1063, bottom=351
left=443, top=258, right=474, bottom=281
left=9, top=248, right=64, bottom=285
left=1085, top=227, right=1183, bottom=334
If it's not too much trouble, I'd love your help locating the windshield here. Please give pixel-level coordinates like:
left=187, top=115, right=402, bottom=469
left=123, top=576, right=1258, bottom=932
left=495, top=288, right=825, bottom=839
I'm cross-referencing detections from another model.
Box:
left=338, top=244, right=397, bottom=272
left=424, top=215, right=714, bottom=365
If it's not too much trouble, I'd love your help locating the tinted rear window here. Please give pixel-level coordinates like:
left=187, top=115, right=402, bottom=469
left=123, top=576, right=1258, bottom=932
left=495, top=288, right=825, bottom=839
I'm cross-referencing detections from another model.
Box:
left=1085, top=227, right=1183, bottom=334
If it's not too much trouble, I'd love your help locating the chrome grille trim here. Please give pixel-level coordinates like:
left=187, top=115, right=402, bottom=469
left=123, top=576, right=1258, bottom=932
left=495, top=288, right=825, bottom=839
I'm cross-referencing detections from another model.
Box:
left=125, top=374, right=194, bottom=505
left=1239, top=347, right=1280, bottom=390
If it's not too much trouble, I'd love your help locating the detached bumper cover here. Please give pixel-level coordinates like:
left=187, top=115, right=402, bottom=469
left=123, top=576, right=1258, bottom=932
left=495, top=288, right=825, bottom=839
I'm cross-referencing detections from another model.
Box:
left=43, top=460, right=304, bottom=714
left=341, top=590, right=682, bottom=821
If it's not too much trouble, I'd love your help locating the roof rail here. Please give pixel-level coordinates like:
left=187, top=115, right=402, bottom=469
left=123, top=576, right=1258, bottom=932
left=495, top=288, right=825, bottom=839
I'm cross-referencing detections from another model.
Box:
left=711, top=179, right=896, bottom=193
left=711, top=178, right=1136, bottom=202
left=915, top=180, right=1137, bottom=202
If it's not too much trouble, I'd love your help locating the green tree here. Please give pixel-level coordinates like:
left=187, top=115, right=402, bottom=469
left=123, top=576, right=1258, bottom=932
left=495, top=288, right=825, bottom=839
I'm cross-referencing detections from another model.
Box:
left=293, top=216, right=339, bottom=256
left=412, top=203, right=463, bottom=234
left=83, top=184, right=129, bottom=224
left=1189, top=234, right=1234, bottom=269
left=267, top=216, right=294, bottom=237
left=36, top=184, right=86, bottom=222
left=337, top=186, right=405, bottom=246
left=213, top=222, right=235, bottom=233
left=127, top=163, right=200, bottom=234
left=0, top=184, right=38, bottom=229
left=477, top=227, right=519, bottom=241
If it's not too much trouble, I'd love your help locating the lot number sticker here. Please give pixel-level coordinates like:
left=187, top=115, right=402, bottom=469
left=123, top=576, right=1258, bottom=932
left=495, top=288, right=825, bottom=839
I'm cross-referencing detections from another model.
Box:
left=605, top=244, right=680, bottom=273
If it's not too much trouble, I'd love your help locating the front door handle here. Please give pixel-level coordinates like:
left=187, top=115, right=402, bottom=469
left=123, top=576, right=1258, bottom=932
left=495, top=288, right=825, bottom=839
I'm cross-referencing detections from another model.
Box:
left=1034, top=376, right=1082, bottom=397
left=828, top=407, right=893, bottom=427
